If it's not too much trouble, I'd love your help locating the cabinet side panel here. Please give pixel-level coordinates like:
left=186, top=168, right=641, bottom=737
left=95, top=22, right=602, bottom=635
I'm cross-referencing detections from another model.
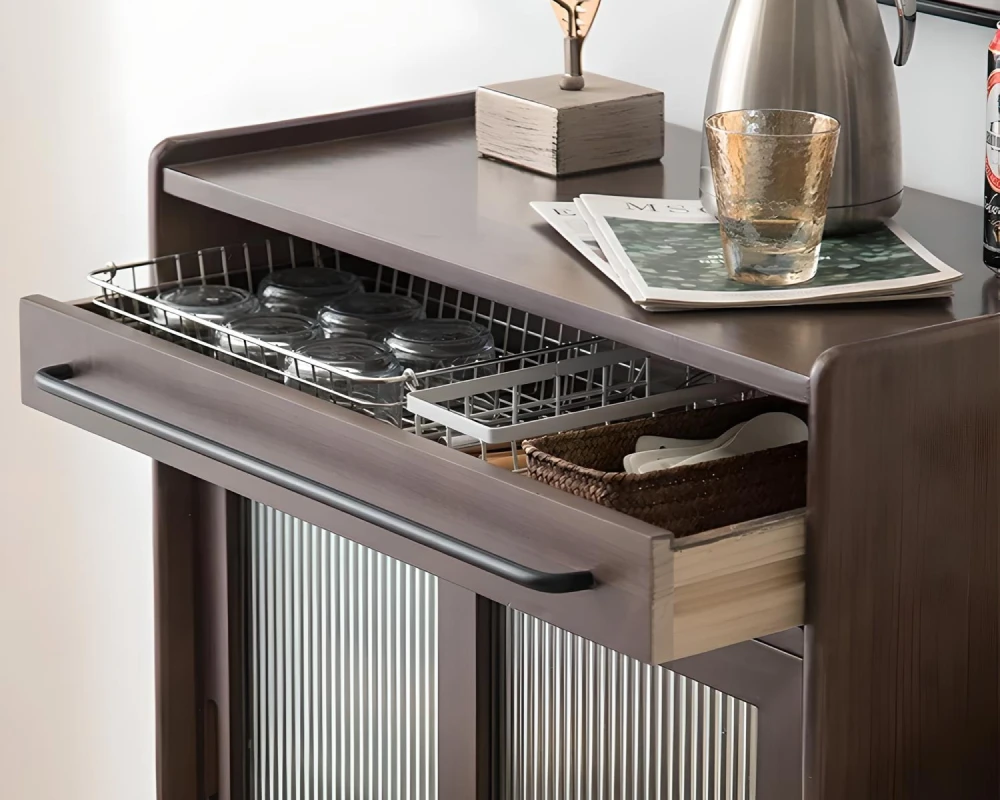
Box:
left=807, top=317, right=1000, bottom=799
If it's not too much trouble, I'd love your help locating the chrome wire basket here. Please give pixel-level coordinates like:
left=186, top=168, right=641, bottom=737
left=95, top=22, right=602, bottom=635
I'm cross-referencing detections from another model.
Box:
left=88, top=237, right=676, bottom=445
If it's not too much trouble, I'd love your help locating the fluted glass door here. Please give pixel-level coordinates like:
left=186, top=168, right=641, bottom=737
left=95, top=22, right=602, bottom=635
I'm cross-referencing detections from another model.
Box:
left=246, top=501, right=756, bottom=800
left=248, top=503, right=438, bottom=800
left=504, top=611, right=758, bottom=800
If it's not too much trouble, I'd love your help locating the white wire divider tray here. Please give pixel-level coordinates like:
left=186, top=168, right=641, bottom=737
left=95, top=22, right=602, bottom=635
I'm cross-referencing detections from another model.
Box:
left=407, top=347, right=744, bottom=446
left=86, top=236, right=705, bottom=444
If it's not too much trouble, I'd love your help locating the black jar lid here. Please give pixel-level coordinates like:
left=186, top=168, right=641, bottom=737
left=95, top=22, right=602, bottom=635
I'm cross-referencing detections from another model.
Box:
left=217, top=312, right=320, bottom=349
left=318, top=293, right=425, bottom=337
left=155, top=285, right=260, bottom=325
left=384, top=319, right=495, bottom=359
left=258, top=267, right=362, bottom=298
left=287, top=338, right=403, bottom=379
left=158, top=284, right=256, bottom=311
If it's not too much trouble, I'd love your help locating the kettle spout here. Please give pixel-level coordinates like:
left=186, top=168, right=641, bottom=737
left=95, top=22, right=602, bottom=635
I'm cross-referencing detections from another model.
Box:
left=893, top=0, right=917, bottom=66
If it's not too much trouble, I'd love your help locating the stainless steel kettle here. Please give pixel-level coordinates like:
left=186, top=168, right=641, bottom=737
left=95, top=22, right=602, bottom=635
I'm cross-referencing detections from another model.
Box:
left=700, top=0, right=917, bottom=232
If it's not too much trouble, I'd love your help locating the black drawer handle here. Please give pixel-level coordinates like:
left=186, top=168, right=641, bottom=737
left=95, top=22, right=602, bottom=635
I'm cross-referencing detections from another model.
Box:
left=36, top=364, right=596, bottom=594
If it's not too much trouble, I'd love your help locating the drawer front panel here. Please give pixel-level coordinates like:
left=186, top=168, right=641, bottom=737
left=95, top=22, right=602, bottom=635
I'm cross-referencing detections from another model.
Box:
left=21, top=295, right=662, bottom=661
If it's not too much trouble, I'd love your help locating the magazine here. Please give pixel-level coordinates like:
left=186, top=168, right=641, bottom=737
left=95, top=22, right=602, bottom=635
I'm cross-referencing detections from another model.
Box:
left=532, top=197, right=959, bottom=309
left=579, top=194, right=960, bottom=308
left=530, top=200, right=656, bottom=308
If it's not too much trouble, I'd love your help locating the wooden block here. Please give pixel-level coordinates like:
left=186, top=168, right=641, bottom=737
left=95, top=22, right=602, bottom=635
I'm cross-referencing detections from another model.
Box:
left=476, top=73, right=665, bottom=176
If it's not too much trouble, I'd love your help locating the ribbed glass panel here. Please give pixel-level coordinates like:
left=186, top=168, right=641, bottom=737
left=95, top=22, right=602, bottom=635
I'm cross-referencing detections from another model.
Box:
left=504, top=610, right=758, bottom=800
left=249, top=503, right=438, bottom=800
left=248, top=503, right=755, bottom=800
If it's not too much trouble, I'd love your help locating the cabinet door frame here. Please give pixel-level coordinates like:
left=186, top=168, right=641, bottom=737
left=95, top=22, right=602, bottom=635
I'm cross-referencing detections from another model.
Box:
left=154, top=466, right=247, bottom=800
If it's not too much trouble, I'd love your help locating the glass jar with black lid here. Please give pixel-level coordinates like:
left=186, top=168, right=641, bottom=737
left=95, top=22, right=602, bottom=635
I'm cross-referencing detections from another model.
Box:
left=153, top=285, right=261, bottom=339
left=257, top=267, right=363, bottom=316
left=318, top=293, right=425, bottom=339
left=215, top=312, right=322, bottom=377
left=284, top=338, right=405, bottom=423
left=383, top=319, right=497, bottom=381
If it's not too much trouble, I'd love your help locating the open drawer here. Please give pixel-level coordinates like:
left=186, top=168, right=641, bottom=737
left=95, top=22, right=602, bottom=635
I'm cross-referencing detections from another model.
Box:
left=19, top=241, right=806, bottom=666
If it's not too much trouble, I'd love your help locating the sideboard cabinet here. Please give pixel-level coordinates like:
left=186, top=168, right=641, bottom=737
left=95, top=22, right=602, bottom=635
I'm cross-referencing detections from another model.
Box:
left=20, top=94, right=1000, bottom=800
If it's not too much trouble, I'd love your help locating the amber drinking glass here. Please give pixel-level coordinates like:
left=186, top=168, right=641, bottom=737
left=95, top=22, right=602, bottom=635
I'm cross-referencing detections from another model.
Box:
left=705, top=109, right=841, bottom=286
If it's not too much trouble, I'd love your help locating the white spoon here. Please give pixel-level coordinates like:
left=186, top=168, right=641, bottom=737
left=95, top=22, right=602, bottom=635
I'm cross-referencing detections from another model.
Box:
left=671, top=413, right=808, bottom=468
left=635, top=434, right=716, bottom=453
left=636, top=413, right=807, bottom=474
left=627, top=420, right=753, bottom=474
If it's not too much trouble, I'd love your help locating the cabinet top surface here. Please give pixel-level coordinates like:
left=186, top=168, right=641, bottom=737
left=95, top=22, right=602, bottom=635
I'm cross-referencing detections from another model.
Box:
left=164, top=98, right=997, bottom=401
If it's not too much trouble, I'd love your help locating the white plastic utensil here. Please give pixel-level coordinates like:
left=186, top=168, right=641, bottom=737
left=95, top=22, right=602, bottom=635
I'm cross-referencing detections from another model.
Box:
left=631, top=451, right=696, bottom=473
left=623, top=450, right=669, bottom=473
left=636, top=413, right=807, bottom=474
left=635, top=434, right=716, bottom=452
left=671, top=413, right=808, bottom=468
left=627, top=420, right=753, bottom=474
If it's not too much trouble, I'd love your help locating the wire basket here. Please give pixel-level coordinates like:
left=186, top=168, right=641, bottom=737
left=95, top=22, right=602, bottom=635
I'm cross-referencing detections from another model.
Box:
left=88, top=237, right=665, bottom=444
left=408, top=346, right=742, bottom=443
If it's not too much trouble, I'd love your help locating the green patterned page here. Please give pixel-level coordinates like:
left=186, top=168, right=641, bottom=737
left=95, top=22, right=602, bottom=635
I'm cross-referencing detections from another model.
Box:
left=610, top=219, right=938, bottom=292
left=579, top=195, right=961, bottom=306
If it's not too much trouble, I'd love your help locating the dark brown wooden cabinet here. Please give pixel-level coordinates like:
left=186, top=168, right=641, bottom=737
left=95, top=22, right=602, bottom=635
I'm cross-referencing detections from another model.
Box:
left=19, top=94, right=1000, bottom=800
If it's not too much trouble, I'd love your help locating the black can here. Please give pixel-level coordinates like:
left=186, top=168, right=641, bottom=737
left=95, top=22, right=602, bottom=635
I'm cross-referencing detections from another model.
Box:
left=985, top=24, right=1000, bottom=273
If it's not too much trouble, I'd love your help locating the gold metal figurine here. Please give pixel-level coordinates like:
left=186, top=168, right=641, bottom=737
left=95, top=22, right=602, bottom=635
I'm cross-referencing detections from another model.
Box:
left=550, top=0, right=602, bottom=90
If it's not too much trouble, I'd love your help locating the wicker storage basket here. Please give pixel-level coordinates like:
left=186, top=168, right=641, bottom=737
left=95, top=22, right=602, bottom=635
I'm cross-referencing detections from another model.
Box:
left=522, top=397, right=807, bottom=537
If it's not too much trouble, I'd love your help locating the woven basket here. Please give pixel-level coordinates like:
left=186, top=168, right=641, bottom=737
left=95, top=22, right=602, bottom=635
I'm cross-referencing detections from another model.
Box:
left=523, top=397, right=807, bottom=537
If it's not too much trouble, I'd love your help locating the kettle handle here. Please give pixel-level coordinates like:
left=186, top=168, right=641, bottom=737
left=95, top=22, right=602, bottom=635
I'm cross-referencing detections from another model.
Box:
left=893, top=0, right=917, bottom=66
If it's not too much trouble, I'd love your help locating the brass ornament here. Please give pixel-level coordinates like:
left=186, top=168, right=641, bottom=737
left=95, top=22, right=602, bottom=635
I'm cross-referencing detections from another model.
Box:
left=550, top=0, right=602, bottom=38
left=549, top=0, right=603, bottom=91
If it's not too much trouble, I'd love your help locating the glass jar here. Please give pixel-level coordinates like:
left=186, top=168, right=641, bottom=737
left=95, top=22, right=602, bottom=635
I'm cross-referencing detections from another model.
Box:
left=256, top=267, right=363, bottom=316
left=215, top=312, right=322, bottom=376
left=318, top=293, right=425, bottom=339
left=383, top=319, right=497, bottom=379
left=284, top=338, right=405, bottom=424
left=153, top=285, right=261, bottom=339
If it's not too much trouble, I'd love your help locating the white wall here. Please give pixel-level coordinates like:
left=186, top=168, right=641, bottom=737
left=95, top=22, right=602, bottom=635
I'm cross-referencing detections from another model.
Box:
left=0, top=2, right=991, bottom=799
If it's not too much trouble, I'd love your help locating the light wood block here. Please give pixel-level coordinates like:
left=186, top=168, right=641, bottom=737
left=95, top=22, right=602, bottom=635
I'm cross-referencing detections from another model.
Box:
left=476, top=73, right=665, bottom=176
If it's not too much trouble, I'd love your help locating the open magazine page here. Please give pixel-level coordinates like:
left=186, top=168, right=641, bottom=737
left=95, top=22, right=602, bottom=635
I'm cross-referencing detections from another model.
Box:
left=579, top=194, right=961, bottom=306
left=530, top=201, right=668, bottom=310
left=529, top=201, right=628, bottom=290
left=571, top=200, right=649, bottom=303
left=532, top=200, right=952, bottom=310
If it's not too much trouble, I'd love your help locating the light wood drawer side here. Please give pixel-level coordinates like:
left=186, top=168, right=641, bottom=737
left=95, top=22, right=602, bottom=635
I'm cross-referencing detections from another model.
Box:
left=652, top=511, right=806, bottom=664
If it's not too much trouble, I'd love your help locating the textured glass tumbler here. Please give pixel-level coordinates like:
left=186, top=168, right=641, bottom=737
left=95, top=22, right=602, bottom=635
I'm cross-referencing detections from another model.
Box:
left=705, top=109, right=841, bottom=286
